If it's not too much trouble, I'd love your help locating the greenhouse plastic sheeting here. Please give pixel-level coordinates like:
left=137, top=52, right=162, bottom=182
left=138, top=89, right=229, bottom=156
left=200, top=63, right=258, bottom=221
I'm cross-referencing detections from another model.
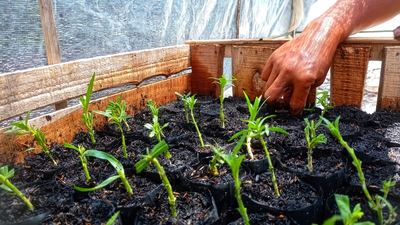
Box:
left=0, top=0, right=318, bottom=74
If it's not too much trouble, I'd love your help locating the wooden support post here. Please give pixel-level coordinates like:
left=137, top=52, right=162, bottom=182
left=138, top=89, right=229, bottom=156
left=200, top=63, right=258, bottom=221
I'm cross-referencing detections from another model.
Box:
left=38, top=0, right=66, bottom=110
left=232, top=45, right=275, bottom=100
left=330, top=44, right=371, bottom=108
left=190, top=44, right=225, bottom=97
left=377, top=46, right=400, bottom=110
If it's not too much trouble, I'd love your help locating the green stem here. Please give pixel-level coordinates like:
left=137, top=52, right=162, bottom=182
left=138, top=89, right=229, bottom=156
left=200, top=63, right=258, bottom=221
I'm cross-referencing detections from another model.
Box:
left=117, top=170, right=133, bottom=194
left=246, top=132, right=254, bottom=160
left=124, top=119, right=130, bottom=131
left=261, top=138, right=280, bottom=196
left=42, top=146, right=57, bottom=166
left=89, top=129, right=96, bottom=143
left=220, top=96, right=225, bottom=128
left=234, top=175, right=250, bottom=225
left=81, top=158, right=91, bottom=182
left=118, top=125, right=127, bottom=158
left=152, top=158, right=177, bottom=217
left=191, top=110, right=204, bottom=148
left=307, top=147, right=313, bottom=173
left=185, top=107, right=189, bottom=123
left=209, top=155, right=219, bottom=177
left=339, top=139, right=379, bottom=214
left=0, top=174, right=34, bottom=210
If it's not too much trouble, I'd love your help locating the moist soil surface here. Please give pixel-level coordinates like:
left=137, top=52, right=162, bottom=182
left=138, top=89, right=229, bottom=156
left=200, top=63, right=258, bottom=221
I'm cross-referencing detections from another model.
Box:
left=2, top=95, right=400, bottom=224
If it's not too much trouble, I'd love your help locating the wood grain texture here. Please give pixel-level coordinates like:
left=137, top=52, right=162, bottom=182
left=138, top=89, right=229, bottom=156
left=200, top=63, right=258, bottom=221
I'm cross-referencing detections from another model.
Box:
left=232, top=45, right=276, bottom=100
left=190, top=44, right=225, bottom=97
left=0, top=74, right=191, bottom=164
left=377, top=46, right=400, bottom=110
left=0, top=45, right=190, bottom=122
left=330, top=45, right=371, bottom=108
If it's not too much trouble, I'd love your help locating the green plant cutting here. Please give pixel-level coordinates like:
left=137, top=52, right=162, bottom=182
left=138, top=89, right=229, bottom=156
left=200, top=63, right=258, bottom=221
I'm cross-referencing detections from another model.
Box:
left=107, top=94, right=130, bottom=131
left=231, top=116, right=288, bottom=196
left=208, top=74, right=237, bottom=128
left=0, top=165, right=34, bottom=210
left=94, top=105, right=131, bottom=158
left=80, top=72, right=96, bottom=143
left=305, top=91, right=334, bottom=117
left=5, top=111, right=57, bottom=165
left=175, top=92, right=191, bottom=123
left=319, top=194, right=373, bottom=225
left=134, top=141, right=177, bottom=217
left=74, top=150, right=133, bottom=194
left=188, top=94, right=205, bottom=148
left=146, top=99, right=171, bottom=158
left=212, top=135, right=249, bottom=225
left=241, top=91, right=266, bottom=159
left=63, top=143, right=91, bottom=182
left=304, top=118, right=327, bottom=172
left=206, top=142, right=225, bottom=177
left=322, top=116, right=396, bottom=225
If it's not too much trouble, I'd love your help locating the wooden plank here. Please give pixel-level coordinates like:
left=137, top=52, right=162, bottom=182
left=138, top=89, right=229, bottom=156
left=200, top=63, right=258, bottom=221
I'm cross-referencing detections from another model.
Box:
left=0, top=74, right=191, bottom=164
left=232, top=45, right=276, bottom=99
left=330, top=44, right=371, bottom=107
left=190, top=44, right=225, bottom=97
left=377, top=46, right=400, bottom=110
left=38, top=0, right=68, bottom=110
left=0, top=45, right=190, bottom=122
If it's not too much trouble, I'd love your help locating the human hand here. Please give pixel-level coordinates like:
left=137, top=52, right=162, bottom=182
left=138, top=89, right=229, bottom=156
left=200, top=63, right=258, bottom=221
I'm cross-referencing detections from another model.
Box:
left=261, top=19, right=342, bottom=115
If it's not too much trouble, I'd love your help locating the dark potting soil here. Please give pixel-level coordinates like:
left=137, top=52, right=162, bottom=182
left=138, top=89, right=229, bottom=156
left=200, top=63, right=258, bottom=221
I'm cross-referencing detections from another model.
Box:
left=241, top=170, right=320, bottom=211
left=227, top=211, right=291, bottom=225
left=3, top=95, right=400, bottom=224
left=136, top=190, right=215, bottom=225
left=279, top=148, right=345, bottom=177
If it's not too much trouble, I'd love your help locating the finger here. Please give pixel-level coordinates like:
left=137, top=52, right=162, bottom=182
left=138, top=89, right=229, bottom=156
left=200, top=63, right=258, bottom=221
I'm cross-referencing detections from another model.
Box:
left=261, top=58, right=273, bottom=81
left=263, top=64, right=280, bottom=90
left=264, top=81, right=286, bottom=109
left=289, top=84, right=311, bottom=115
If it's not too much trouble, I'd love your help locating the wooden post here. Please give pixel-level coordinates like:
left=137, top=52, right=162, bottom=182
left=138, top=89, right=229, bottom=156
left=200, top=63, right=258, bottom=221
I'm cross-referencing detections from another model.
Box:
left=190, top=44, right=225, bottom=97
left=330, top=44, right=371, bottom=108
left=377, top=46, right=400, bottom=110
left=38, top=0, right=66, bottom=110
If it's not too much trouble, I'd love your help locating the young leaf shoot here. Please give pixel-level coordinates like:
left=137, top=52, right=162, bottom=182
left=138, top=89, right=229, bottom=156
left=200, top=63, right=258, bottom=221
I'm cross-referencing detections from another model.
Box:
left=209, top=74, right=237, bottom=128
left=134, top=141, right=177, bottom=217
left=175, top=92, right=192, bottom=123
left=0, top=165, right=34, bottom=210
left=107, top=94, right=130, bottom=131
left=304, top=118, right=327, bottom=172
left=80, top=72, right=96, bottom=143
left=5, top=111, right=57, bottom=165
left=63, top=143, right=91, bottom=182
left=74, top=150, right=133, bottom=194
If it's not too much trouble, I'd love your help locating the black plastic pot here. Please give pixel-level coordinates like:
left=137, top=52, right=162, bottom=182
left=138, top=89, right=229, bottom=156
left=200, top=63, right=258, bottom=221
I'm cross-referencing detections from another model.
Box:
left=220, top=207, right=297, bottom=225
left=136, top=165, right=186, bottom=186
left=277, top=147, right=348, bottom=199
left=134, top=188, right=219, bottom=225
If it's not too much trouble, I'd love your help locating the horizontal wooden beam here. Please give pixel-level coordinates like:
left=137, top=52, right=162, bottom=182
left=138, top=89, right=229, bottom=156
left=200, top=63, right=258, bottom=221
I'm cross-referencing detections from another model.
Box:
left=0, top=45, right=190, bottom=122
left=186, top=38, right=400, bottom=60
left=0, top=74, right=191, bottom=164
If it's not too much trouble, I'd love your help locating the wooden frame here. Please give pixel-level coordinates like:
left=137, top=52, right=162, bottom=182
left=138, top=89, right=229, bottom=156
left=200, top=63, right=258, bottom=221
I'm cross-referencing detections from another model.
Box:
left=1, top=38, right=400, bottom=164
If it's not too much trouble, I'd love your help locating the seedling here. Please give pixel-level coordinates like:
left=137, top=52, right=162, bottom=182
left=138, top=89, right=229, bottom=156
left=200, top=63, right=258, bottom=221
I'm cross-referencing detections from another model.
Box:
left=175, top=92, right=191, bottom=123
left=231, top=116, right=288, bottom=196
left=304, top=118, right=327, bottom=172
left=209, top=74, right=237, bottom=128
left=145, top=99, right=171, bottom=158
left=320, top=194, right=373, bottom=225
left=374, top=178, right=397, bottom=225
left=241, top=91, right=266, bottom=159
left=212, top=135, right=249, bottom=225
left=107, top=94, right=130, bottom=131
left=135, top=141, right=177, bottom=217
left=206, top=142, right=225, bottom=177
left=0, top=166, right=34, bottom=210
left=94, top=107, right=131, bottom=158
left=5, top=111, right=57, bottom=165
left=74, top=150, right=133, bottom=194
left=188, top=94, right=205, bottom=148
left=305, top=91, right=334, bottom=117
left=80, top=72, right=96, bottom=143
left=322, top=116, right=396, bottom=225
left=63, top=143, right=91, bottom=182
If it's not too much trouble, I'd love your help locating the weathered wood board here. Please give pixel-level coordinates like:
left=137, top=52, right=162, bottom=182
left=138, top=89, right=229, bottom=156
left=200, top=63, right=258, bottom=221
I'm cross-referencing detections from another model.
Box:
left=0, top=74, right=191, bottom=164
left=0, top=45, right=190, bottom=122
left=377, top=46, right=400, bottom=110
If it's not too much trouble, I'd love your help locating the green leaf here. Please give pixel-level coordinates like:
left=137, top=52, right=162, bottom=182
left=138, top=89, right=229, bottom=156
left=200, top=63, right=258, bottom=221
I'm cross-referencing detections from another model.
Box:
left=85, top=72, right=96, bottom=110
left=83, top=150, right=123, bottom=172
left=0, top=166, right=14, bottom=179
left=135, top=156, right=152, bottom=173
left=233, top=134, right=246, bottom=156
left=229, top=130, right=248, bottom=141
left=0, top=184, right=12, bottom=192
left=63, top=143, right=79, bottom=151
left=335, top=194, right=351, bottom=218
left=149, top=140, right=169, bottom=156
left=74, top=175, right=120, bottom=192
left=268, top=127, right=289, bottom=135
left=106, top=211, right=120, bottom=225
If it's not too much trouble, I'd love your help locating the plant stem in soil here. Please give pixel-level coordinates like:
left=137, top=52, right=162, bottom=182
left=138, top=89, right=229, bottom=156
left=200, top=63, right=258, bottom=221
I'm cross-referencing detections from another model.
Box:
left=246, top=132, right=254, bottom=160
left=191, top=110, right=204, bottom=148
left=152, top=158, right=177, bottom=217
left=307, top=148, right=313, bottom=172
left=260, top=138, right=280, bottom=196
left=0, top=174, right=34, bottom=210
left=117, top=124, right=127, bottom=158
left=117, top=170, right=133, bottom=194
